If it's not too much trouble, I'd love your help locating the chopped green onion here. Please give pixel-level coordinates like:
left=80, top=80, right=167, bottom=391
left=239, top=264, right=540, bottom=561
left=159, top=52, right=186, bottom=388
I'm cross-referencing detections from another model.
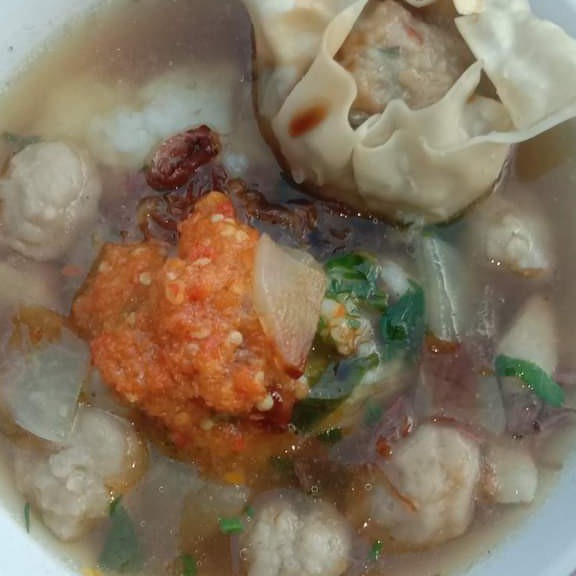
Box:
left=181, top=554, right=198, bottom=576
left=370, top=540, right=384, bottom=562
left=24, top=502, right=31, bottom=533
left=218, top=516, right=244, bottom=535
left=98, top=500, right=143, bottom=573
left=495, top=355, right=565, bottom=407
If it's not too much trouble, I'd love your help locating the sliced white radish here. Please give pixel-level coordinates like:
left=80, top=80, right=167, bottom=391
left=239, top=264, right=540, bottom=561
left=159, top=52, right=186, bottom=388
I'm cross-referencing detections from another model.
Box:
left=497, top=295, right=557, bottom=375
left=476, top=376, right=507, bottom=436
left=484, top=443, right=538, bottom=504
left=1, top=327, right=89, bottom=443
left=416, top=235, right=473, bottom=342
left=253, top=234, right=327, bottom=375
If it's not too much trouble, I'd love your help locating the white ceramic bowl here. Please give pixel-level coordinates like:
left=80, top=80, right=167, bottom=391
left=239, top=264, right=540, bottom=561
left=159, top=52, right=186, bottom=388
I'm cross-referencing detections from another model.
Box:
left=1, top=1, right=576, bottom=575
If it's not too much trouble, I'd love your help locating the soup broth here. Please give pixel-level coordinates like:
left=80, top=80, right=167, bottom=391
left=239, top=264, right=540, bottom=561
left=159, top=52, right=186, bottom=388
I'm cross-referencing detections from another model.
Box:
left=0, top=1, right=575, bottom=576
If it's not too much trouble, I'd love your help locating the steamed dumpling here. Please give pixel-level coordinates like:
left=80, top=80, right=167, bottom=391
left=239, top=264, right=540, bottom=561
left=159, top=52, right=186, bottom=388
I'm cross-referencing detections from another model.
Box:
left=244, top=0, right=576, bottom=224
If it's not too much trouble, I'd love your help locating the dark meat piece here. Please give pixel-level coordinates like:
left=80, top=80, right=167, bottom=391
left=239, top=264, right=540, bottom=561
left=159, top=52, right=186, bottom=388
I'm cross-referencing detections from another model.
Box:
left=329, top=395, right=416, bottom=467
left=415, top=339, right=506, bottom=437
left=145, top=125, right=221, bottom=191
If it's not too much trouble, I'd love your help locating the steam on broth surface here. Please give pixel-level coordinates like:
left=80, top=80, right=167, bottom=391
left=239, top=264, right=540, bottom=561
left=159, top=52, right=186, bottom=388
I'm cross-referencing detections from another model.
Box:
left=1, top=1, right=576, bottom=575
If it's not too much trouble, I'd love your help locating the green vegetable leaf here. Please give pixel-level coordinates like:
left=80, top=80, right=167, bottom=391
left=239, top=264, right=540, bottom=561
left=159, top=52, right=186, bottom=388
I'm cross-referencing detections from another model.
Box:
left=325, top=253, right=388, bottom=311
left=495, top=355, right=565, bottom=407
left=181, top=554, right=198, bottom=576
left=24, top=502, right=31, bottom=533
left=98, top=499, right=143, bottom=573
left=370, top=540, right=384, bottom=562
left=380, top=281, right=425, bottom=359
left=218, top=516, right=244, bottom=535
left=292, top=353, right=379, bottom=431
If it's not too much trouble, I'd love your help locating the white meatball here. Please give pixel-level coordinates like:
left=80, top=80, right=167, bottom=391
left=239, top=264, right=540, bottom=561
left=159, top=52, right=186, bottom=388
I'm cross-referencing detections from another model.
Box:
left=469, top=195, right=554, bottom=278
left=13, top=407, right=147, bottom=541
left=245, top=492, right=351, bottom=576
left=368, top=424, right=480, bottom=547
left=0, top=142, right=102, bottom=261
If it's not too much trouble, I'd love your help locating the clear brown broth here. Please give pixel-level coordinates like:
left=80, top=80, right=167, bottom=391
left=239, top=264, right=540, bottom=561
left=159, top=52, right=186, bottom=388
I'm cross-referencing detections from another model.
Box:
left=0, top=0, right=575, bottom=575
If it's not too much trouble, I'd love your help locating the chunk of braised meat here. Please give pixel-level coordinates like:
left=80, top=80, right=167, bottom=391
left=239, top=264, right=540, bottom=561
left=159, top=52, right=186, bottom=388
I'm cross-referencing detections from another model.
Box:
left=230, top=182, right=318, bottom=244
left=145, top=125, right=221, bottom=191
left=415, top=338, right=506, bottom=437
left=139, top=162, right=229, bottom=242
left=329, top=395, right=416, bottom=467
left=139, top=126, right=344, bottom=249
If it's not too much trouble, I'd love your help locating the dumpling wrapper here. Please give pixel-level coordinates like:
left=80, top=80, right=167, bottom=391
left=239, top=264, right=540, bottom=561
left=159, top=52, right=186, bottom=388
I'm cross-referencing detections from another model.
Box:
left=244, top=0, right=576, bottom=223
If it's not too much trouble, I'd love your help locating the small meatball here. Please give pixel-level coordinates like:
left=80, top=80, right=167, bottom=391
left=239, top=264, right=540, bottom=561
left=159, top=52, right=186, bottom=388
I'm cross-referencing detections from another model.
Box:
left=0, top=142, right=102, bottom=261
left=483, top=443, right=538, bottom=504
left=13, top=407, right=147, bottom=541
left=337, top=0, right=471, bottom=118
left=367, top=424, right=480, bottom=547
left=469, top=195, right=554, bottom=278
left=244, top=491, right=351, bottom=576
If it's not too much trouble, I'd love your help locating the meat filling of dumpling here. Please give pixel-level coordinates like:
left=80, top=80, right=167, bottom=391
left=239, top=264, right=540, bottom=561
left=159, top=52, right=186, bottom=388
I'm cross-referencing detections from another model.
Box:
left=337, top=0, right=471, bottom=122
